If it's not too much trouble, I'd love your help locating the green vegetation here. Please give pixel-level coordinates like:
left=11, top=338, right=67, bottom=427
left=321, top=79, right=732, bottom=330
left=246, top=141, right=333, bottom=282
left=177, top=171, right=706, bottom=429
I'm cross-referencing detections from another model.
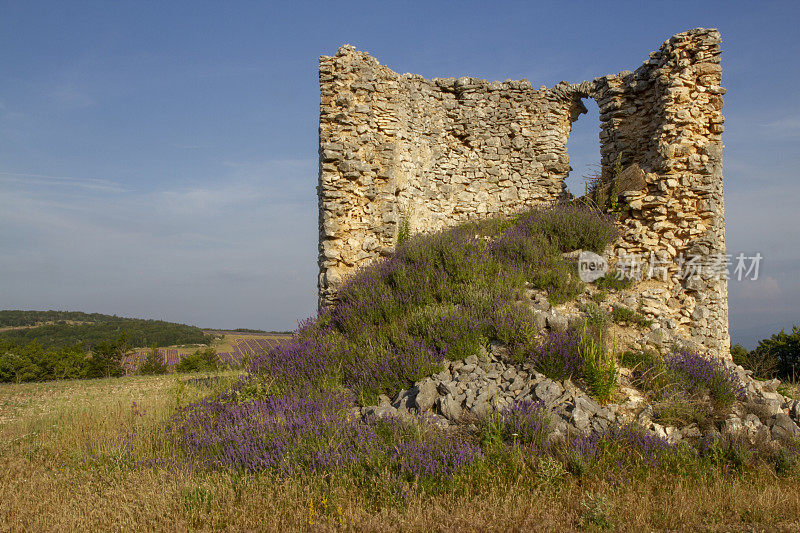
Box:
left=176, top=347, right=219, bottom=373
left=593, top=272, right=635, bottom=291
left=0, top=309, right=113, bottom=327
left=732, top=326, right=800, bottom=380
left=396, top=207, right=412, bottom=245
left=611, top=304, right=653, bottom=327
left=0, top=334, right=128, bottom=382
left=590, top=289, right=608, bottom=303
left=580, top=329, right=618, bottom=404
left=0, top=310, right=213, bottom=383
left=139, top=345, right=168, bottom=375
left=0, top=310, right=210, bottom=350
left=580, top=302, right=609, bottom=328
left=621, top=347, right=746, bottom=428
left=0, top=340, right=86, bottom=382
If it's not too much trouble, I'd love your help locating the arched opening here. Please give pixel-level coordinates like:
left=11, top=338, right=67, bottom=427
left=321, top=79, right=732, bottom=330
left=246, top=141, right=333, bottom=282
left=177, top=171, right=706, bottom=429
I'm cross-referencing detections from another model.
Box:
left=565, top=98, right=601, bottom=198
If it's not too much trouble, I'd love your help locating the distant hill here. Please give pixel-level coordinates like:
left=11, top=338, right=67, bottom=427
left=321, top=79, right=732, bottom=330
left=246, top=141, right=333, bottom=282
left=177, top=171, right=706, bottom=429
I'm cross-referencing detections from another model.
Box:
left=0, top=310, right=210, bottom=349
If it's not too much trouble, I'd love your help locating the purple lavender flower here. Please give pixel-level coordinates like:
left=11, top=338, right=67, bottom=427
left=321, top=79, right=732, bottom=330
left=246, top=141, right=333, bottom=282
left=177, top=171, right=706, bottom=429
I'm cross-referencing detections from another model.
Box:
left=667, top=350, right=746, bottom=406
left=500, top=399, right=552, bottom=448
left=528, top=329, right=583, bottom=380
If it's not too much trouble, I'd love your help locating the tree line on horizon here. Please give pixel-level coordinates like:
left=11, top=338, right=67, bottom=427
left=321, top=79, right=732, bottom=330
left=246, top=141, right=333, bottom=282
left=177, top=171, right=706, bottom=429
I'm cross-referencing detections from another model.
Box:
left=0, top=311, right=209, bottom=350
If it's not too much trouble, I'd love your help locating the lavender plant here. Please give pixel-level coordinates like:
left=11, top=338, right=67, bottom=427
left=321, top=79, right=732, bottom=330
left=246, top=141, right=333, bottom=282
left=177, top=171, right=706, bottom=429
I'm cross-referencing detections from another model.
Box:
left=499, top=399, right=552, bottom=448
left=555, top=424, right=679, bottom=475
left=169, top=202, right=624, bottom=483
left=666, top=350, right=746, bottom=407
left=509, top=203, right=618, bottom=254
left=528, top=329, right=583, bottom=380
left=169, top=388, right=482, bottom=479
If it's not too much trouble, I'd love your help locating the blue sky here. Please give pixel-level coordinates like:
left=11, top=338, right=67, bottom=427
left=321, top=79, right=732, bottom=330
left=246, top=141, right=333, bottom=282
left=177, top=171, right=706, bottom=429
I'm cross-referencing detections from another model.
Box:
left=0, top=1, right=797, bottom=347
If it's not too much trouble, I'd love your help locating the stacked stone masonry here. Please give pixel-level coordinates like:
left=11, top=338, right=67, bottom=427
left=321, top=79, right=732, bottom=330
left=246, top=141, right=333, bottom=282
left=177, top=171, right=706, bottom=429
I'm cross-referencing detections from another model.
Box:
left=318, top=28, right=729, bottom=357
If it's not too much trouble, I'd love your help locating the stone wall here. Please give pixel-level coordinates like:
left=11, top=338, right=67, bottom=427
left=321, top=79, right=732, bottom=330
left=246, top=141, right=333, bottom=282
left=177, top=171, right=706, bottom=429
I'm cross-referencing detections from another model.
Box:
left=317, top=28, right=729, bottom=357
left=586, top=28, right=729, bottom=357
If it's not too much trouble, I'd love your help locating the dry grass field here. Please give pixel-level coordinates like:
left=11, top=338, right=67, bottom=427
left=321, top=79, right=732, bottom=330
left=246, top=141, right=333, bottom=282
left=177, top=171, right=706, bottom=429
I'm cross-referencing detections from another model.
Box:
left=2, top=373, right=800, bottom=531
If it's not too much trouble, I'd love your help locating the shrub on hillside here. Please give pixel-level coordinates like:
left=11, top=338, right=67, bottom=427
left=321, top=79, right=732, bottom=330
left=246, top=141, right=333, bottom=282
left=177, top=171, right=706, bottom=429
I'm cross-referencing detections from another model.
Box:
left=139, top=345, right=168, bottom=375
left=666, top=350, right=746, bottom=408
left=495, top=399, right=552, bottom=448
left=176, top=347, right=218, bottom=373
left=528, top=329, right=583, bottom=380
left=406, top=304, right=488, bottom=361
left=610, top=305, right=652, bottom=327
left=508, top=204, right=618, bottom=254
left=84, top=335, right=127, bottom=378
left=620, top=349, right=671, bottom=392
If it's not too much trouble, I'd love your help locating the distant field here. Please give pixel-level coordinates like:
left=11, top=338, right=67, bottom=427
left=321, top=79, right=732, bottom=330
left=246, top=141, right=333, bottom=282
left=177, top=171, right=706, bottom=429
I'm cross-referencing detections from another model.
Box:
left=122, top=330, right=290, bottom=371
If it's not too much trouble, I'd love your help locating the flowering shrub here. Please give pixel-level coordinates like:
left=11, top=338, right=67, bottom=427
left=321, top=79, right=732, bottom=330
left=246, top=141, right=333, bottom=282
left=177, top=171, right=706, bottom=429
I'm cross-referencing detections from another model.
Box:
left=499, top=399, right=552, bottom=448
left=556, top=424, right=678, bottom=473
left=169, top=203, right=624, bottom=481
left=666, top=350, right=746, bottom=407
left=620, top=349, right=671, bottom=392
left=528, top=329, right=583, bottom=380
left=488, top=300, right=540, bottom=361
left=507, top=203, right=618, bottom=254
left=169, top=389, right=482, bottom=479
left=406, top=304, right=488, bottom=361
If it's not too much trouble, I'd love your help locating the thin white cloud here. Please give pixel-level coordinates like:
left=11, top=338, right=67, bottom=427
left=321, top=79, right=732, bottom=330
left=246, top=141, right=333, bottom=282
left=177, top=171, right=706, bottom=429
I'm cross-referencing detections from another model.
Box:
left=760, top=115, right=800, bottom=138
left=0, top=171, right=129, bottom=193
left=158, top=184, right=265, bottom=215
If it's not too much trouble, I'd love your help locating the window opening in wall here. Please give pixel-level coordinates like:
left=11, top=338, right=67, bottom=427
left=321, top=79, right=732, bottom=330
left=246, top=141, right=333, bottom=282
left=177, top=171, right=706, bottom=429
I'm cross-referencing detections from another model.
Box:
left=564, top=98, right=601, bottom=199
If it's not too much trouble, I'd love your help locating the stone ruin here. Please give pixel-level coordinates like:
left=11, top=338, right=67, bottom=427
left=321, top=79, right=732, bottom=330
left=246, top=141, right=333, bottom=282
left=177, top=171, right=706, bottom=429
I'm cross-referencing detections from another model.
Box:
left=317, top=28, right=729, bottom=358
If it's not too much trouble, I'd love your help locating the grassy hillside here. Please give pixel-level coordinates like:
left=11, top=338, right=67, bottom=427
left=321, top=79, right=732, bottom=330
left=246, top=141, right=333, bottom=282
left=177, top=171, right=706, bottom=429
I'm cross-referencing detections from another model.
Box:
left=0, top=310, right=210, bottom=350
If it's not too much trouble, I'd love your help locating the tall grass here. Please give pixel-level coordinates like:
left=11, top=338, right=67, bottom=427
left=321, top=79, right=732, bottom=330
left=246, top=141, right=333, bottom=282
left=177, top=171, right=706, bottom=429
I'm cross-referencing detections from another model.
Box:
left=3, top=364, right=800, bottom=530
left=580, top=329, right=618, bottom=405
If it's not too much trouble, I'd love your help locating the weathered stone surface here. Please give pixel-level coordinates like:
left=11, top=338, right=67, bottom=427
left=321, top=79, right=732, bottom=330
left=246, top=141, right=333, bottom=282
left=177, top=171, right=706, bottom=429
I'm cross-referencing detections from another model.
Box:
left=364, top=404, right=397, bottom=420
left=546, top=312, right=569, bottom=333
left=414, top=379, right=438, bottom=412
left=771, top=413, right=800, bottom=440
left=318, top=28, right=730, bottom=359
left=438, top=394, right=462, bottom=422
left=534, top=380, right=564, bottom=406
